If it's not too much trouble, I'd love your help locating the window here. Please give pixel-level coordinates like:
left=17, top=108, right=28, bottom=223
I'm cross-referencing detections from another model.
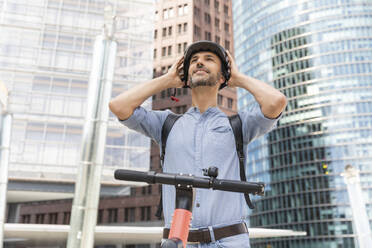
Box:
left=108, top=208, right=118, bottom=223
left=204, top=13, right=211, bottom=24
left=184, top=4, right=188, bottom=14
left=194, top=7, right=200, bottom=17
left=168, top=26, right=172, bottom=36
left=176, top=106, right=181, bottom=114
left=214, top=0, right=219, bottom=11
left=97, top=209, right=103, bottom=223
left=162, top=27, right=166, bottom=37
left=183, top=23, right=188, bottom=32
left=178, top=24, right=182, bottom=33
left=154, top=29, right=157, bottom=39
left=224, top=4, right=228, bottom=15
left=215, top=18, right=220, bottom=29
left=130, top=187, right=136, bottom=196
left=224, top=22, right=229, bottom=32
left=155, top=11, right=159, bottom=21
left=21, top=214, right=31, bottom=223
left=215, top=35, right=220, bottom=44
left=36, top=214, right=45, bottom=224
left=218, top=94, right=223, bottom=105
left=183, top=42, right=187, bottom=51
left=63, top=212, right=70, bottom=224
left=225, top=40, right=230, bottom=50
left=228, top=98, right=233, bottom=108
left=205, top=31, right=211, bottom=40
left=178, top=5, right=188, bottom=15
left=49, top=213, right=58, bottom=224
left=162, top=47, right=166, bottom=57
left=204, top=0, right=210, bottom=5
left=140, top=206, right=151, bottom=221
left=178, top=5, right=183, bottom=16
left=153, top=49, right=156, bottom=59
left=169, top=8, right=174, bottom=18
left=168, top=45, right=172, bottom=56
left=163, top=9, right=168, bottom=19
left=194, top=25, right=201, bottom=37
left=125, top=207, right=136, bottom=222
left=178, top=43, right=182, bottom=53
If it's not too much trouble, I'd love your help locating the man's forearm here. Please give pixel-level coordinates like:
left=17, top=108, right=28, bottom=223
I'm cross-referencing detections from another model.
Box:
left=109, top=74, right=173, bottom=120
left=236, top=73, right=287, bottom=119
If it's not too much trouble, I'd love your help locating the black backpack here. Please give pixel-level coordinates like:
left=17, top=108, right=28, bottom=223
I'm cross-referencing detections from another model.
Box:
left=155, top=113, right=255, bottom=219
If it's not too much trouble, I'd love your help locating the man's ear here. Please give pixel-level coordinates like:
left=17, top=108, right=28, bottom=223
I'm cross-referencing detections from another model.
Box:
left=219, top=73, right=225, bottom=86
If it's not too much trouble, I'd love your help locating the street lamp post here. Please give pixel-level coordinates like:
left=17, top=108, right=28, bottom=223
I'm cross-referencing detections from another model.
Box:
left=0, top=83, right=11, bottom=248
left=67, top=5, right=117, bottom=248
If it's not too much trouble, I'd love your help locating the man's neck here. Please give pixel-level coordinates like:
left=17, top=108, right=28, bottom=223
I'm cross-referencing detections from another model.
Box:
left=191, top=86, right=218, bottom=113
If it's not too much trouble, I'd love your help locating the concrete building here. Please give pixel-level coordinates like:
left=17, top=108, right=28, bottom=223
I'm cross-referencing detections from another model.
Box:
left=0, top=0, right=154, bottom=246
left=232, top=0, right=372, bottom=247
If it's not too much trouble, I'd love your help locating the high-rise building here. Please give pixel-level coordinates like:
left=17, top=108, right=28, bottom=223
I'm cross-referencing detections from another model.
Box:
left=233, top=0, right=372, bottom=247
left=0, top=0, right=154, bottom=234
left=152, top=0, right=236, bottom=116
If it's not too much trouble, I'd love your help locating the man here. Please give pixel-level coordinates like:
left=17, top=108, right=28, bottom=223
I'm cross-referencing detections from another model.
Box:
left=109, top=41, right=286, bottom=247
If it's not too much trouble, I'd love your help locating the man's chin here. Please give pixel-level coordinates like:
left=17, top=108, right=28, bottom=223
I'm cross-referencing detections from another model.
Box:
left=189, top=81, right=217, bottom=89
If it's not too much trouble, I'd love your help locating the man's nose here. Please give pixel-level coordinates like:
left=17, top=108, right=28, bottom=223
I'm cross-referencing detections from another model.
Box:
left=196, top=60, right=204, bottom=67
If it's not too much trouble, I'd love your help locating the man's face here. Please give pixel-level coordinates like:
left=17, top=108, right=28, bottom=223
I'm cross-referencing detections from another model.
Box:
left=187, top=51, right=224, bottom=89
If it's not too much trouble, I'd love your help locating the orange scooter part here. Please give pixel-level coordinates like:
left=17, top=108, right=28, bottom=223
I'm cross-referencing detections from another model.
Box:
left=168, top=209, right=192, bottom=248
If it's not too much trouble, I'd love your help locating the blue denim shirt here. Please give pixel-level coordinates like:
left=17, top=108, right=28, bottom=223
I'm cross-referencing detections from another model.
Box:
left=120, top=104, right=279, bottom=246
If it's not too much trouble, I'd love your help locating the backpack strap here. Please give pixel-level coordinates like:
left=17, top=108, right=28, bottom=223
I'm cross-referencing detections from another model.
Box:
left=155, top=113, right=182, bottom=219
left=160, top=113, right=182, bottom=165
left=228, top=114, right=255, bottom=209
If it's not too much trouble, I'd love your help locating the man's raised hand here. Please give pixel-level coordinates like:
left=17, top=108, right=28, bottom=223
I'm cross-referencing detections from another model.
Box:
left=165, top=55, right=185, bottom=88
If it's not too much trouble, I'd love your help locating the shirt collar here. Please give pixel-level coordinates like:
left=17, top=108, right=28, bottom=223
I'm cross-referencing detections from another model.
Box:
left=186, top=106, right=222, bottom=116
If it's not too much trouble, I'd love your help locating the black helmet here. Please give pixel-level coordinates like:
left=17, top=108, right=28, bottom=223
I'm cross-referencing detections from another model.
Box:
left=182, top=40, right=231, bottom=90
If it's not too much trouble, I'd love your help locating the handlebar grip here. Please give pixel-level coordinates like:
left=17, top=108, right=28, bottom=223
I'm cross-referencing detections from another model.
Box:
left=212, top=179, right=264, bottom=195
left=114, top=169, right=155, bottom=184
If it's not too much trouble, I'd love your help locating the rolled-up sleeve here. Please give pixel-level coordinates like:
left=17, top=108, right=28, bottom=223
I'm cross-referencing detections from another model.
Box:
left=239, top=103, right=281, bottom=144
left=119, top=106, right=170, bottom=144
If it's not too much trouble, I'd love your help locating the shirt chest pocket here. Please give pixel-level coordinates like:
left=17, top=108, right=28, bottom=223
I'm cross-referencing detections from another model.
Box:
left=207, top=125, right=234, bottom=144
left=211, top=126, right=231, bottom=133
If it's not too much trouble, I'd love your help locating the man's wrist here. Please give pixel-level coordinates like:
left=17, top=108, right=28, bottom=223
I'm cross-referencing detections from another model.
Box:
left=234, top=73, right=249, bottom=89
left=158, top=73, right=175, bottom=89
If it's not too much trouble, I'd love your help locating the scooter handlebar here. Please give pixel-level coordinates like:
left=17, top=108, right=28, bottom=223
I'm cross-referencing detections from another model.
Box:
left=114, top=169, right=264, bottom=195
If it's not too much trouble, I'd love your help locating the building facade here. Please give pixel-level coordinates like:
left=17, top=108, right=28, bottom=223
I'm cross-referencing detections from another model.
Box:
left=0, top=0, right=154, bottom=239
left=233, top=0, right=372, bottom=247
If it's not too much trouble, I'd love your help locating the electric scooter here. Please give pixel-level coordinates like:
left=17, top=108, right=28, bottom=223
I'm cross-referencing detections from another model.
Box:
left=114, top=167, right=264, bottom=248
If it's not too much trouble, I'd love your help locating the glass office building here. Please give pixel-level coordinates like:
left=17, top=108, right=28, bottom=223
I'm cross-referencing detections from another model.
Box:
left=0, top=0, right=154, bottom=185
left=233, top=0, right=372, bottom=247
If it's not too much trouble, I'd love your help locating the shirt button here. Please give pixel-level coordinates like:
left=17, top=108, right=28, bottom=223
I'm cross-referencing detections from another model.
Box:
left=196, top=203, right=200, bottom=207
